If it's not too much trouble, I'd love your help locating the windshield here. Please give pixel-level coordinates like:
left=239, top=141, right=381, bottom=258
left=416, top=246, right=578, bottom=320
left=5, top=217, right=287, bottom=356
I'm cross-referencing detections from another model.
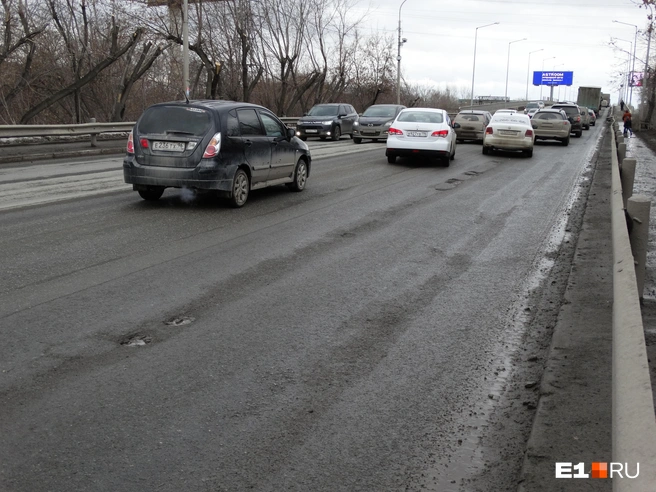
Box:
left=526, top=103, right=540, bottom=109
left=138, top=106, right=211, bottom=136
left=398, top=111, right=443, bottom=124
left=308, top=105, right=339, bottom=116
left=363, top=106, right=397, bottom=117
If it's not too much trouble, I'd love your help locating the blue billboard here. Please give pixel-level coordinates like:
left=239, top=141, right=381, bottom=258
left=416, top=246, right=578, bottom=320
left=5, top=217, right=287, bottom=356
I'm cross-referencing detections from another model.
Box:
left=533, top=71, right=573, bottom=86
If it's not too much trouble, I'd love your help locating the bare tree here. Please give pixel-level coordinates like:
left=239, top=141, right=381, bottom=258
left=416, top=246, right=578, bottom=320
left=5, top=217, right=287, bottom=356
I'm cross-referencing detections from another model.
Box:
left=0, top=0, right=48, bottom=122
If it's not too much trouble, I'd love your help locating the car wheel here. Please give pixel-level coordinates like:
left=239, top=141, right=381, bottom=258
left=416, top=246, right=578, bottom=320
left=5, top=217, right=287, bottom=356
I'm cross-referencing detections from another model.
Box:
left=456, top=139, right=462, bottom=144
left=525, top=149, right=533, bottom=157
left=287, top=159, right=308, bottom=192
left=443, top=157, right=450, bottom=167
left=138, top=187, right=165, bottom=201
left=482, top=145, right=489, bottom=155
left=229, top=168, right=249, bottom=208
left=299, top=136, right=307, bottom=141
left=387, top=154, right=396, bottom=164
left=562, top=137, right=570, bottom=146
left=320, top=136, right=327, bottom=141
left=575, top=131, right=582, bottom=138
left=331, top=126, right=341, bottom=141
left=353, top=137, right=362, bottom=144
left=450, top=147, right=455, bottom=161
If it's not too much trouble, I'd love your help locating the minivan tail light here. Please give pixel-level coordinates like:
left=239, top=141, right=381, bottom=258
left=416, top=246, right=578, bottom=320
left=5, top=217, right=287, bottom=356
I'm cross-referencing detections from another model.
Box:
left=388, top=127, right=403, bottom=135
left=139, top=138, right=149, bottom=149
left=431, top=130, right=449, bottom=138
left=525, top=129, right=533, bottom=137
left=485, top=127, right=493, bottom=135
left=127, top=130, right=134, bottom=154
left=203, top=132, right=222, bottom=158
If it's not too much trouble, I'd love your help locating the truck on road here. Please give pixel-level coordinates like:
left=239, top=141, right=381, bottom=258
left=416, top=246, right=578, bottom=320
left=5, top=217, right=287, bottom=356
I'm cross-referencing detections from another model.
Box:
left=601, top=93, right=610, bottom=108
left=577, top=87, right=602, bottom=115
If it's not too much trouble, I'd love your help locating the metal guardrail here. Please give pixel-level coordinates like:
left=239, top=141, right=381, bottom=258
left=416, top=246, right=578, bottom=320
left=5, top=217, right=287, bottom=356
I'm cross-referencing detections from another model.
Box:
left=609, top=120, right=656, bottom=491
left=0, top=118, right=301, bottom=144
left=0, top=122, right=134, bottom=139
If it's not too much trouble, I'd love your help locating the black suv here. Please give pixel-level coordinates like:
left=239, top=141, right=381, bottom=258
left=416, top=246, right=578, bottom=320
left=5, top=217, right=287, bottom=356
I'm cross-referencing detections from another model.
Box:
left=550, top=103, right=583, bottom=138
left=123, top=100, right=311, bottom=207
left=295, top=103, right=358, bottom=141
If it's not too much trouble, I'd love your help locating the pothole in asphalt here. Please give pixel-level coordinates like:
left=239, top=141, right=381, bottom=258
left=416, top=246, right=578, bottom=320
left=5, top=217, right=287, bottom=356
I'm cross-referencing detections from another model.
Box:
left=446, top=178, right=462, bottom=184
left=164, top=316, right=195, bottom=326
left=464, top=171, right=480, bottom=176
left=120, top=333, right=153, bottom=347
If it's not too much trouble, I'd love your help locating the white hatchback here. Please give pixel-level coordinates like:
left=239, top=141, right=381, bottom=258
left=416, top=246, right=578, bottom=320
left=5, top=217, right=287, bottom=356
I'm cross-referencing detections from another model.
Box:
left=385, top=108, right=459, bottom=166
left=482, top=113, right=535, bottom=157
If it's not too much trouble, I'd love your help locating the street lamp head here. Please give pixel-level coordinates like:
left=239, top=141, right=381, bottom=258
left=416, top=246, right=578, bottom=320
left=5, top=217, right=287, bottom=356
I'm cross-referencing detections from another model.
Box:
left=402, top=38, right=407, bottom=43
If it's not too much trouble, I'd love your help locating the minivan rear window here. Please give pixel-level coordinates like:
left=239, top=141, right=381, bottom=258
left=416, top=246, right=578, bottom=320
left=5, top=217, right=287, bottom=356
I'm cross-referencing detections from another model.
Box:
left=138, top=106, right=212, bottom=136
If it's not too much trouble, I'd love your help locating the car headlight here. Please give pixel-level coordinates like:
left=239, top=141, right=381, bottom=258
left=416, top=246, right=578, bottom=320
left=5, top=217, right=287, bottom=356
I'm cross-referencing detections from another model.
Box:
left=384, top=121, right=392, bottom=127
left=354, top=121, right=359, bottom=126
left=323, top=120, right=333, bottom=125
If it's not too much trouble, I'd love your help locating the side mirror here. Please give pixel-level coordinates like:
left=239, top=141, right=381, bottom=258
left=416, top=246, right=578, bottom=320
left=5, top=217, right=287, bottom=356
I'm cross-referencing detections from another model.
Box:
left=338, top=113, right=347, bottom=118
left=452, top=122, right=461, bottom=129
left=286, top=127, right=295, bottom=139
left=303, top=112, right=308, bottom=116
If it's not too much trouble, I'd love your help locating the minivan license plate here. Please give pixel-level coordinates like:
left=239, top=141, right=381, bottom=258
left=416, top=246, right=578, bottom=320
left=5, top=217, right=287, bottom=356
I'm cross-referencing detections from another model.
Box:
left=153, top=141, right=185, bottom=152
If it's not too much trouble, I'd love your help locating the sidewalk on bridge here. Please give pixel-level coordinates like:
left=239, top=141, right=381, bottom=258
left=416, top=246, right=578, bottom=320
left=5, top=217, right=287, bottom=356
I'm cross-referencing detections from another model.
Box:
left=517, top=127, right=615, bottom=490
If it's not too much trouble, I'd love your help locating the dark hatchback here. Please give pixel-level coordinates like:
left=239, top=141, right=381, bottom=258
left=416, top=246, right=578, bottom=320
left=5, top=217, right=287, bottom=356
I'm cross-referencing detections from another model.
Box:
left=123, top=100, right=311, bottom=207
left=352, top=104, right=406, bottom=143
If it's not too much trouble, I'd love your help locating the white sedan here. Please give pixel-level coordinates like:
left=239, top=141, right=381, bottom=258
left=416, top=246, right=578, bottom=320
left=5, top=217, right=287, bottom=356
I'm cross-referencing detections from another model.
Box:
left=482, top=113, right=535, bottom=157
left=385, top=108, right=459, bottom=166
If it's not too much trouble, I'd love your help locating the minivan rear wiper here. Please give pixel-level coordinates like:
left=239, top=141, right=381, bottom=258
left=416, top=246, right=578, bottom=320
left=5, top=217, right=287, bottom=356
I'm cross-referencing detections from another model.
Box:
left=166, top=130, right=196, bottom=136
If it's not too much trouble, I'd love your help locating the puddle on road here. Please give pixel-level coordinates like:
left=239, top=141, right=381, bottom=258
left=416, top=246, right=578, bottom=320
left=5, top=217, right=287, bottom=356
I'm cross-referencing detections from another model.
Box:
left=164, top=316, right=195, bottom=327
left=120, top=334, right=153, bottom=347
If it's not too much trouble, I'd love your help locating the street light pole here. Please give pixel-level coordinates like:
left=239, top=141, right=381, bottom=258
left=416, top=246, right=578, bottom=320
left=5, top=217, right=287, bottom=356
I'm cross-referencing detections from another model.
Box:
left=553, top=63, right=565, bottom=101
left=540, top=56, right=555, bottom=100
left=183, top=0, right=189, bottom=99
left=614, top=37, right=633, bottom=105
left=505, top=38, right=527, bottom=102
left=614, top=21, right=638, bottom=106
left=470, top=22, right=499, bottom=107
left=396, top=0, right=409, bottom=105
left=526, top=48, right=543, bottom=102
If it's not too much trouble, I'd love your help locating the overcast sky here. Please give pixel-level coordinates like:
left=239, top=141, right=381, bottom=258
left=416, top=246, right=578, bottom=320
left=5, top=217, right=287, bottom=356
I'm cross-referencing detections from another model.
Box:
left=352, top=0, right=650, bottom=104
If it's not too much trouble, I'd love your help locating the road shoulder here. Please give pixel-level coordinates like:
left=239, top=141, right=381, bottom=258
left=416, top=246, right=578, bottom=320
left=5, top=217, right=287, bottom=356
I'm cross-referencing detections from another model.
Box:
left=517, top=130, right=613, bottom=491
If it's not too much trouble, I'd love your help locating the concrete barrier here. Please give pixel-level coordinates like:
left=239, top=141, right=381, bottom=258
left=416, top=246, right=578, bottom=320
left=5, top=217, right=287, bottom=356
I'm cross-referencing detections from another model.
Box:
left=610, top=127, right=656, bottom=491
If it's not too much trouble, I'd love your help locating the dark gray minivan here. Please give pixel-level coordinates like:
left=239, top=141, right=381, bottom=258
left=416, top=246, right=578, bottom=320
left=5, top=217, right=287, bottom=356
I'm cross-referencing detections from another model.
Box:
left=124, top=100, right=311, bottom=207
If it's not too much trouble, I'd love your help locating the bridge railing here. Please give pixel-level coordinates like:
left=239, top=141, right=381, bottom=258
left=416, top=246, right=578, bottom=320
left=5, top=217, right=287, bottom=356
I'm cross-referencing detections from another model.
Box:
left=609, top=118, right=656, bottom=491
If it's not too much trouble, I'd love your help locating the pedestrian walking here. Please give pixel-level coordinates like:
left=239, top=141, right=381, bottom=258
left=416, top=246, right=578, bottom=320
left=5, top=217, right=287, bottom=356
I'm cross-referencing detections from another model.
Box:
left=624, top=114, right=633, bottom=137
left=620, top=100, right=626, bottom=111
